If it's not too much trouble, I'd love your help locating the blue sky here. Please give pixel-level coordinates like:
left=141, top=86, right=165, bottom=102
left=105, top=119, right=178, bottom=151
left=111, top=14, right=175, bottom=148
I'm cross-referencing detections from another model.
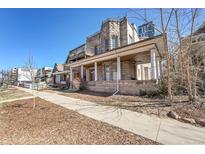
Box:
left=0, top=8, right=143, bottom=70
left=0, top=8, right=203, bottom=70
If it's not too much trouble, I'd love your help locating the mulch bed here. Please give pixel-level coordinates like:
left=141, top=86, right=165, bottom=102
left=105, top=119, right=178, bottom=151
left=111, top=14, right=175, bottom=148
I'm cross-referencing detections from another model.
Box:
left=0, top=98, right=159, bottom=145
left=55, top=90, right=205, bottom=127
left=173, top=102, right=205, bottom=126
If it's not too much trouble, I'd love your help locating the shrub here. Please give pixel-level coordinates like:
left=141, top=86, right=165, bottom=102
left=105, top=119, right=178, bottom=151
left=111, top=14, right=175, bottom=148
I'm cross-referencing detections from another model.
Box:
left=158, top=78, right=168, bottom=95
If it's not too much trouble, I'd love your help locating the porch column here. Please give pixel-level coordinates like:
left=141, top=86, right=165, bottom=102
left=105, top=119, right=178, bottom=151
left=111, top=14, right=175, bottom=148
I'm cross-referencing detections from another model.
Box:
left=70, top=67, right=73, bottom=82
left=136, top=64, right=142, bottom=80
left=81, top=65, right=84, bottom=79
left=86, top=68, right=89, bottom=81
left=94, top=62, right=98, bottom=81
left=156, top=57, right=160, bottom=79
left=150, top=49, right=157, bottom=79
left=117, top=56, right=121, bottom=80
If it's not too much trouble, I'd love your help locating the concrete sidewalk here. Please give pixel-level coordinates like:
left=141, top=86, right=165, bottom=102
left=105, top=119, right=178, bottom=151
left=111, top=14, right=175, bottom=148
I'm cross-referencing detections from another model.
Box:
left=0, top=96, right=36, bottom=104
left=18, top=87, right=205, bottom=145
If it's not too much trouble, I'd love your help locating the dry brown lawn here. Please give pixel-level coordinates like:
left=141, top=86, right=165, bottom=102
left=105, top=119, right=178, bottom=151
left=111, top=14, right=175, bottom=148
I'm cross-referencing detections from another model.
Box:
left=0, top=98, right=159, bottom=144
left=0, top=87, right=32, bottom=102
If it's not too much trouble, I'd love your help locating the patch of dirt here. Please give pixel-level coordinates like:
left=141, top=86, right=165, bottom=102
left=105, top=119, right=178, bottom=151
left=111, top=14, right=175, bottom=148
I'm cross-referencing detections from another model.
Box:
left=0, top=98, right=159, bottom=144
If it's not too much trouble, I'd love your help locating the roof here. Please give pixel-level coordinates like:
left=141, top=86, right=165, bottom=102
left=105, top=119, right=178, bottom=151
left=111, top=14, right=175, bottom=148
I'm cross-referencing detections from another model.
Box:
left=43, top=67, right=53, bottom=70
left=52, top=63, right=64, bottom=73
left=193, top=21, right=205, bottom=35
left=69, top=44, right=85, bottom=53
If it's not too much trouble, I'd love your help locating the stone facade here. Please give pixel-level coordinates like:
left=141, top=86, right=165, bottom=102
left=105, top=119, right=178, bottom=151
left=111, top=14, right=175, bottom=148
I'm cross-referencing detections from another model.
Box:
left=86, top=17, right=138, bottom=55
left=66, top=17, right=139, bottom=63
left=85, top=80, right=157, bottom=95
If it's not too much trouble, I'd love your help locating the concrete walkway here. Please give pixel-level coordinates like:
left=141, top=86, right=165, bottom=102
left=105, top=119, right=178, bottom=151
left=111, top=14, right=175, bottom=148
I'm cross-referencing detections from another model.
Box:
left=0, top=96, right=36, bottom=104
left=17, top=87, right=205, bottom=145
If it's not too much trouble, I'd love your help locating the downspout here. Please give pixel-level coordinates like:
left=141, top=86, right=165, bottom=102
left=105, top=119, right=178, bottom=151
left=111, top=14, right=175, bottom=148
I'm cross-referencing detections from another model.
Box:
left=112, top=78, right=119, bottom=96
left=112, top=49, right=119, bottom=96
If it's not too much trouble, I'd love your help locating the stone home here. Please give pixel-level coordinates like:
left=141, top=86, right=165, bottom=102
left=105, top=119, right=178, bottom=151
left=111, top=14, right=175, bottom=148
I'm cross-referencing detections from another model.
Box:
left=56, top=17, right=164, bottom=95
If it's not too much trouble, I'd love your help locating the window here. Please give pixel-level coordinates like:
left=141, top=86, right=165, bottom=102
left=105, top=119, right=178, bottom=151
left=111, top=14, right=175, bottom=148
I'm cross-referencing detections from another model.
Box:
left=111, top=35, right=118, bottom=49
left=192, top=39, right=196, bottom=43
left=128, top=35, right=133, bottom=44
left=104, top=39, right=109, bottom=51
left=112, top=63, right=117, bottom=80
left=55, top=75, right=61, bottom=84
left=90, top=69, right=95, bottom=81
left=94, top=46, right=98, bottom=54
left=136, top=63, right=151, bottom=80
left=104, top=64, right=110, bottom=80
left=144, top=67, right=149, bottom=80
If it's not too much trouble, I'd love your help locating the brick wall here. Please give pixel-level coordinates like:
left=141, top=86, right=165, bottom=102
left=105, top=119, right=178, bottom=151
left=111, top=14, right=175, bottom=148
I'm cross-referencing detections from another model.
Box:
left=84, top=80, right=157, bottom=95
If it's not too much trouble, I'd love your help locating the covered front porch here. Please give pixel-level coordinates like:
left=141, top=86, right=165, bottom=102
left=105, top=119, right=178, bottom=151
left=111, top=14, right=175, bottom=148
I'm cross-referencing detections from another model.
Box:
left=52, top=70, right=70, bottom=88
left=67, top=36, right=163, bottom=95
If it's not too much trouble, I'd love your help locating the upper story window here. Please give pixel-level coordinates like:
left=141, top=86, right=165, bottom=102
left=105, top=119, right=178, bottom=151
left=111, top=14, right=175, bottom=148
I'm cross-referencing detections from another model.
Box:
left=111, top=35, right=118, bottom=49
left=192, top=35, right=205, bottom=43
left=104, top=39, right=109, bottom=51
left=128, top=35, right=133, bottom=44
left=94, top=46, right=98, bottom=55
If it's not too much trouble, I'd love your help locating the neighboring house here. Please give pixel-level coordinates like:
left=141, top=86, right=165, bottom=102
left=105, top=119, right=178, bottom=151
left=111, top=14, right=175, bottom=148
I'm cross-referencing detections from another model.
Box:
left=60, top=17, right=164, bottom=95
left=138, top=21, right=155, bottom=38
left=180, top=21, right=205, bottom=94
left=190, top=21, right=205, bottom=71
left=181, top=21, right=205, bottom=72
left=12, top=68, right=37, bottom=86
left=36, top=67, right=53, bottom=83
left=51, top=63, right=70, bottom=88
left=11, top=68, right=18, bottom=84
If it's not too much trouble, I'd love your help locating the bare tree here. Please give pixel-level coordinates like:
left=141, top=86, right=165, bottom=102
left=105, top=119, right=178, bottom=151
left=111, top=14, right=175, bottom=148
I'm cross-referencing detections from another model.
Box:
left=24, top=55, right=37, bottom=109
left=128, top=8, right=205, bottom=104
left=172, top=8, right=205, bottom=103
left=0, top=69, right=12, bottom=89
left=129, top=8, right=174, bottom=102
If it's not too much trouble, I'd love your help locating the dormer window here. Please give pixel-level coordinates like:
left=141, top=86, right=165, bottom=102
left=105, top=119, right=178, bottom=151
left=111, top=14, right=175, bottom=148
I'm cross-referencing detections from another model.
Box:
left=128, top=35, right=133, bottom=44
left=111, top=35, right=118, bottom=49
left=104, top=39, right=109, bottom=51
left=94, top=46, right=98, bottom=55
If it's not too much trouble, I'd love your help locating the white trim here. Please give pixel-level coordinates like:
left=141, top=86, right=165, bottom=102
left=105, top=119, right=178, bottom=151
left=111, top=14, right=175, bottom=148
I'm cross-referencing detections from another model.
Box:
left=94, top=62, right=98, bottom=81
